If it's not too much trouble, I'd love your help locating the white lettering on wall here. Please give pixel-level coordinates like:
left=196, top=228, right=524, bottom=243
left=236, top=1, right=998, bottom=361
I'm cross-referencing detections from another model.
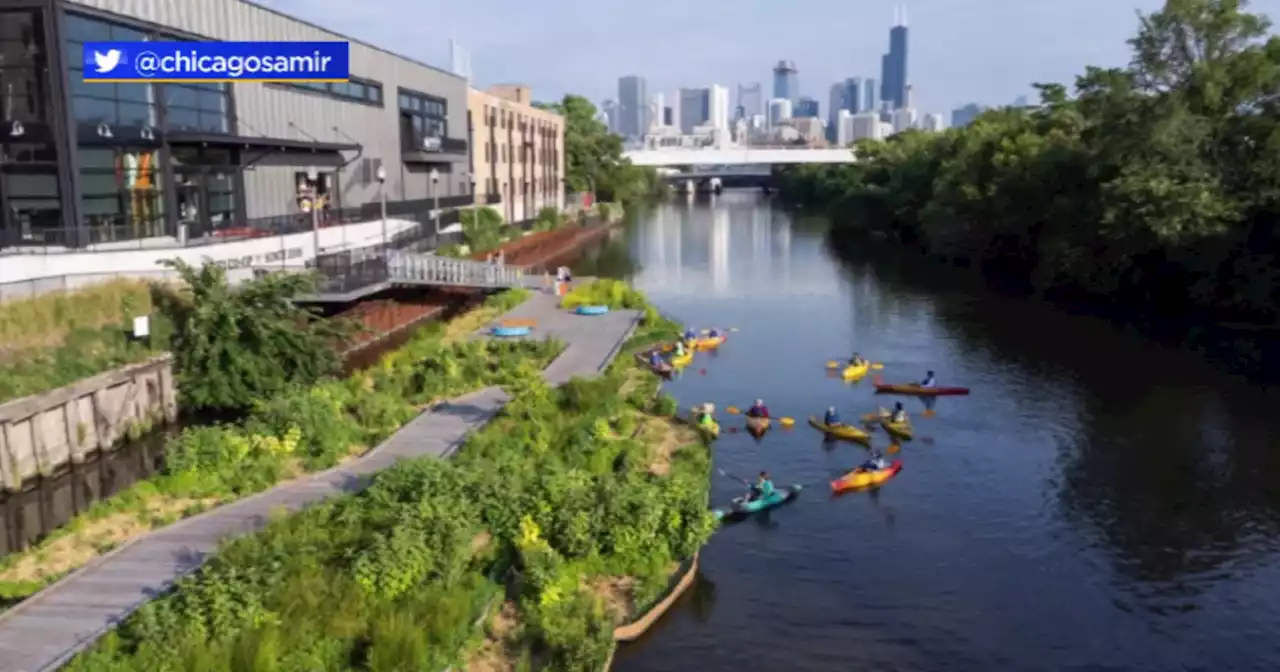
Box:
left=210, top=247, right=304, bottom=270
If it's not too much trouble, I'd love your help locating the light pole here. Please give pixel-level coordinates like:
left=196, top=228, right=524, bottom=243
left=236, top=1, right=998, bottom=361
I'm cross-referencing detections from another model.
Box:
left=376, top=164, right=388, bottom=248
left=306, top=166, right=319, bottom=258
left=429, top=168, right=440, bottom=235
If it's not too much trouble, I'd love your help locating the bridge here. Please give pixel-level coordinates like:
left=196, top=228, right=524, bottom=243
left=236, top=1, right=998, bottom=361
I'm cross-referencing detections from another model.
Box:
left=298, top=248, right=528, bottom=302
left=624, top=147, right=857, bottom=167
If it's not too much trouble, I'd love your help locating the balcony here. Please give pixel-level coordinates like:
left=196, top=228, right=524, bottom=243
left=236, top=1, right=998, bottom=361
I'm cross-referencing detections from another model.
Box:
left=402, top=134, right=468, bottom=165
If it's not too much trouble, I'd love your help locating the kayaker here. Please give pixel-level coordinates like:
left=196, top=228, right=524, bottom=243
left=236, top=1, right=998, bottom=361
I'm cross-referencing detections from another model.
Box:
left=708, top=328, right=720, bottom=339
left=823, top=406, right=843, bottom=427
left=849, top=352, right=867, bottom=366
left=695, top=403, right=716, bottom=427
left=920, top=371, right=936, bottom=388
left=888, top=402, right=907, bottom=423
left=748, top=471, right=775, bottom=502
left=745, top=399, right=769, bottom=418
left=673, top=341, right=687, bottom=357
left=858, top=451, right=889, bottom=472
left=683, top=327, right=697, bottom=341
left=648, top=351, right=666, bottom=368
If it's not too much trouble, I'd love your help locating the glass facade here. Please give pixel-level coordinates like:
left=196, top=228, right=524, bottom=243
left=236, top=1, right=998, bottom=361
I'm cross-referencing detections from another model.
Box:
left=78, top=147, right=164, bottom=240
left=0, top=8, right=62, bottom=246
left=398, top=88, right=447, bottom=151
left=64, top=13, right=157, bottom=129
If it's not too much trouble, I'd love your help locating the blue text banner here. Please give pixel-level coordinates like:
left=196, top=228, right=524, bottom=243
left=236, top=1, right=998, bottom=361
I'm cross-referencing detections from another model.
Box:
left=80, top=41, right=350, bottom=82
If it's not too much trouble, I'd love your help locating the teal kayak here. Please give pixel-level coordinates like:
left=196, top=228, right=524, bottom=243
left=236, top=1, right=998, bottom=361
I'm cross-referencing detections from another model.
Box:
left=712, top=485, right=803, bottom=522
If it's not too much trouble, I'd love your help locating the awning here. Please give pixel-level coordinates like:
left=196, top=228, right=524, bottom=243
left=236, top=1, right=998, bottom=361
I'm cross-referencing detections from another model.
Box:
left=168, top=131, right=359, bottom=154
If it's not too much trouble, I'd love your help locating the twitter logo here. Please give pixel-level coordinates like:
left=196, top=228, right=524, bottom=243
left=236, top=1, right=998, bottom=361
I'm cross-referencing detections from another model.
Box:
left=91, top=49, right=122, bottom=73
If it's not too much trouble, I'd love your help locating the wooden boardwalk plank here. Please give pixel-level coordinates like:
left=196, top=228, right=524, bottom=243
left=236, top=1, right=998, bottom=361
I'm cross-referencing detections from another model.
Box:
left=0, top=288, right=639, bottom=671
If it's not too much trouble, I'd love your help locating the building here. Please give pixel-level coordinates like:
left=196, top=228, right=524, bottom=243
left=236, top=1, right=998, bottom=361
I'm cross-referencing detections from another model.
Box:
left=920, top=112, right=946, bottom=132
left=891, top=106, right=918, bottom=133
left=678, top=88, right=710, bottom=133
left=663, top=106, right=673, bottom=126
left=787, top=117, right=825, bottom=144
left=827, top=83, right=846, bottom=142
left=707, top=85, right=730, bottom=133
left=794, top=96, right=819, bottom=118
left=617, top=75, right=647, bottom=139
left=861, top=78, right=879, bottom=113
left=468, top=85, right=564, bottom=223
left=651, top=92, right=665, bottom=130
left=766, top=98, right=792, bottom=128
left=0, top=0, right=479, bottom=264
left=880, top=7, right=909, bottom=109
left=772, top=60, right=798, bottom=103
left=736, top=83, right=762, bottom=119
left=951, top=103, right=985, bottom=127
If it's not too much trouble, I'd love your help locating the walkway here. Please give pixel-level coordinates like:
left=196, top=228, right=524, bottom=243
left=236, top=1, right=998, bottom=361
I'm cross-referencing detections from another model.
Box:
left=0, top=291, right=640, bottom=671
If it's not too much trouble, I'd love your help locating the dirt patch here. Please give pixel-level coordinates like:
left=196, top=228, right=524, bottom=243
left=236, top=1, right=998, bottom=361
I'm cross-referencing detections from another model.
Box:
left=0, top=496, right=219, bottom=585
left=589, top=575, right=636, bottom=623
left=466, top=601, right=523, bottom=672
left=643, top=418, right=698, bottom=476
left=470, top=531, right=493, bottom=556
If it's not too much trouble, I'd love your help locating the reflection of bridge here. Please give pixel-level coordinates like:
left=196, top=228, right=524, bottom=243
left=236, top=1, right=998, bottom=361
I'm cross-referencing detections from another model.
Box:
left=625, top=147, right=856, bottom=167
left=658, top=165, right=773, bottom=193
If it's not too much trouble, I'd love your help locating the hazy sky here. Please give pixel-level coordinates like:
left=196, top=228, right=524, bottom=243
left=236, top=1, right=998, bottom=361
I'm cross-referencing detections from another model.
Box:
left=261, top=0, right=1280, bottom=114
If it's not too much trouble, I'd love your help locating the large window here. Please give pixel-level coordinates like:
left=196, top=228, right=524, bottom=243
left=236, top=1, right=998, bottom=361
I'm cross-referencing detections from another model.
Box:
left=171, top=146, right=240, bottom=238
left=164, top=81, right=230, bottom=133
left=277, top=78, right=383, bottom=106
left=0, top=10, right=48, bottom=123
left=78, top=148, right=165, bottom=240
left=64, top=13, right=156, bottom=128
left=398, top=88, right=447, bottom=151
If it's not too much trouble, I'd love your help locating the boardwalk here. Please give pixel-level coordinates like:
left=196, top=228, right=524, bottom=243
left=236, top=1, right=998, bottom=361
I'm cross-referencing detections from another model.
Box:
left=0, top=290, right=640, bottom=672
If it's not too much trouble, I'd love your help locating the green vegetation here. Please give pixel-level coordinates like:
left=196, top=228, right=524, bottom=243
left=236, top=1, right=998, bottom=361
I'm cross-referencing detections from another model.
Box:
left=66, top=287, right=713, bottom=672
left=560, top=277, right=664, bottom=327
left=0, top=280, right=172, bottom=403
left=0, top=288, right=552, bottom=603
left=538, top=95, right=663, bottom=203
left=776, top=0, right=1280, bottom=326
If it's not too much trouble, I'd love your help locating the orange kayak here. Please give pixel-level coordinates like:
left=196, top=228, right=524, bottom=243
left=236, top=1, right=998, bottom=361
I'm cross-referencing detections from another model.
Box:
left=831, top=459, right=903, bottom=492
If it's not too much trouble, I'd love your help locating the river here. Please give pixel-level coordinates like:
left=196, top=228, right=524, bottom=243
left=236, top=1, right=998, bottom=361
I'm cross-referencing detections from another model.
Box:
left=602, top=191, right=1280, bottom=672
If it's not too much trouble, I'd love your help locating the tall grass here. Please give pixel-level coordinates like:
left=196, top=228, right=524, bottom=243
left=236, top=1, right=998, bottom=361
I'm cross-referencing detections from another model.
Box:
left=0, top=280, right=154, bottom=352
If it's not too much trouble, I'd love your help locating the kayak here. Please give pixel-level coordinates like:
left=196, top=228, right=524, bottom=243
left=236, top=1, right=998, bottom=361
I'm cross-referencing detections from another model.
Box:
left=842, top=362, right=870, bottom=379
left=669, top=349, right=693, bottom=368
left=746, top=417, right=770, bottom=434
left=693, top=335, right=726, bottom=350
left=713, top=485, right=803, bottom=521
left=831, top=460, right=903, bottom=493
left=874, top=382, right=970, bottom=396
left=808, top=416, right=870, bottom=443
left=879, top=417, right=914, bottom=441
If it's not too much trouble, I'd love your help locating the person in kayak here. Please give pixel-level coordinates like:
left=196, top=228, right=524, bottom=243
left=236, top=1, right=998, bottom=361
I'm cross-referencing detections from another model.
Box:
left=823, top=406, right=843, bottom=427
left=848, top=352, right=867, bottom=366
left=648, top=351, right=667, bottom=369
left=858, top=451, right=889, bottom=472
left=884, top=402, right=907, bottom=423
left=746, top=399, right=770, bottom=418
left=708, top=328, right=720, bottom=339
left=920, top=371, right=937, bottom=388
left=747, top=471, right=775, bottom=502
left=694, top=403, right=716, bottom=428
left=673, top=340, right=687, bottom=357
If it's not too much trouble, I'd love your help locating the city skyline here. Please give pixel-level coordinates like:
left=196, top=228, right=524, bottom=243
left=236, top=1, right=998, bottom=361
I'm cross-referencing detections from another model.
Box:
left=254, top=0, right=1261, bottom=115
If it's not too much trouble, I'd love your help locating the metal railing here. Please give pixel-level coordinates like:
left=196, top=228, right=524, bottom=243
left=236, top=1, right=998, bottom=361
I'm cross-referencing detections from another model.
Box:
left=387, top=251, right=524, bottom=287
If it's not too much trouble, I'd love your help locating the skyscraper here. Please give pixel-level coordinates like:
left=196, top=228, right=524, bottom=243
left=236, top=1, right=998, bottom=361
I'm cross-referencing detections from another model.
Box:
left=737, top=83, right=763, bottom=119
left=651, top=92, right=665, bottom=130
left=795, top=96, right=819, bottom=118
left=617, top=75, right=648, bottom=139
left=678, top=88, right=710, bottom=133
left=766, top=98, right=792, bottom=127
left=772, top=60, right=798, bottom=103
left=709, top=85, right=730, bottom=131
left=880, top=7, right=909, bottom=109
left=862, top=78, right=879, bottom=113
left=827, top=83, right=847, bottom=141
left=448, top=40, right=471, bottom=81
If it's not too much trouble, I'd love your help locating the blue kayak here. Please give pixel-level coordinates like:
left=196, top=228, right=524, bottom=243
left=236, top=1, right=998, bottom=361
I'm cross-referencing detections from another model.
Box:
left=712, top=485, right=803, bottom=522
left=575, top=305, right=609, bottom=315
left=491, top=325, right=531, bottom=337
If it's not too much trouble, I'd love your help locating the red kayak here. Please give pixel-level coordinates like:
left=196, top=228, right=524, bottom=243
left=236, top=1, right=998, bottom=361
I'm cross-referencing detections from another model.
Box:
left=873, top=382, right=969, bottom=396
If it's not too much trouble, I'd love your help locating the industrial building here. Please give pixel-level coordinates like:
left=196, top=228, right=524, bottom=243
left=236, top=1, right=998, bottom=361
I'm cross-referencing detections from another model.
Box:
left=0, top=0, right=493, bottom=256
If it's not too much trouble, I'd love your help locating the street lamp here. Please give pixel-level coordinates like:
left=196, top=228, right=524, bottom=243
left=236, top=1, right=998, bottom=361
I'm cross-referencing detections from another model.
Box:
left=429, top=168, right=440, bottom=235
left=376, top=164, right=387, bottom=248
left=306, top=166, right=319, bottom=257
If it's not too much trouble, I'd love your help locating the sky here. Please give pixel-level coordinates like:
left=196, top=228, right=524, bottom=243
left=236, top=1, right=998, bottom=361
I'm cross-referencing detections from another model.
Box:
left=259, top=0, right=1280, bottom=115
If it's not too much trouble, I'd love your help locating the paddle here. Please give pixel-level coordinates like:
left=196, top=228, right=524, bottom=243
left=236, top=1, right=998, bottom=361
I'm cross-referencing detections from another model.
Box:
left=717, top=469, right=750, bottom=486
left=700, top=327, right=740, bottom=334
left=826, top=360, right=885, bottom=370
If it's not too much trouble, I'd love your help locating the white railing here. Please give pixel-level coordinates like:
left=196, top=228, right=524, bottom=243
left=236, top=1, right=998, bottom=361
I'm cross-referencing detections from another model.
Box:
left=386, top=251, right=525, bottom=288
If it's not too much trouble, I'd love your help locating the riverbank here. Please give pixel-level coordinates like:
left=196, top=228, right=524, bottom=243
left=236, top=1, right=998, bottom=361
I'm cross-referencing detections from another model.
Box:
left=0, top=288, right=552, bottom=610
left=6, top=280, right=711, bottom=672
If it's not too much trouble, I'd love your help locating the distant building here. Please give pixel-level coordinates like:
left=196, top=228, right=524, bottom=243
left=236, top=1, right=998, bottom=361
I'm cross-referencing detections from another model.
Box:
left=836, top=110, right=854, bottom=146
left=737, top=83, right=763, bottom=118
left=851, top=111, right=884, bottom=141
left=862, top=77, right=879, bottom=112
left=787, top=117, right=825, bottom=144
left=709, top=84, right=730, bottom=132
left=795, top=96, right=819, bottom=118
left=767, top=98, right=792, bottom=127
left=880, top=8, right=909, bottom=109
left=951, top=103, right=985, bottom=127
left=651, top=92, right=665, bottom=130
left=663, top=106, right=673, bottom=126
left=891, top=107, right=917, bottom=133
left=678, top=88, right=710, bottom=133
left=617, top=75, right=648, bottom=139
left=921, top=112, right=946, bottom=131
left=772, top=60, right=799, bottom=103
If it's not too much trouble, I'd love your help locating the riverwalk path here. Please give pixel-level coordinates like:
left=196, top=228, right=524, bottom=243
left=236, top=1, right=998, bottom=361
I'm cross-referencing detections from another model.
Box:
left=0, top=290, right=641, bottom=672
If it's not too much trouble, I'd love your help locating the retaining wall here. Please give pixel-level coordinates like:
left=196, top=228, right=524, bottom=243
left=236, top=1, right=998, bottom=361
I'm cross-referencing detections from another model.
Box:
left=0, top=356, right=178, bottom=491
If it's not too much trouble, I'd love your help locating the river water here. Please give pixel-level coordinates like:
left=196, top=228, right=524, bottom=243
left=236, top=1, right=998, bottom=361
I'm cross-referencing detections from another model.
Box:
left=605, top=191, right=1280, bottom=672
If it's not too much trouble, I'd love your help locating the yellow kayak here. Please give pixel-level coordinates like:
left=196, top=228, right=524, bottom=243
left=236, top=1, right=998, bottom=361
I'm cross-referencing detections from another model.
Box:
left=831, top=459, right=903, bottom=492
left=669, top=349, right=693, bottom=368
left=808, top=416, right=870, bottom=443
left=880, top=417, right=914, bottom=441
left=693, top=335, right=726, bottom=350
left=842, top=362, right=870, bottom=379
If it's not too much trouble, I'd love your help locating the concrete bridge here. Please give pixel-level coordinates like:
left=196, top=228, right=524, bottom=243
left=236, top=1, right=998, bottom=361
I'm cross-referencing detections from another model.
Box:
left=624, top=147, right=857, bottom=167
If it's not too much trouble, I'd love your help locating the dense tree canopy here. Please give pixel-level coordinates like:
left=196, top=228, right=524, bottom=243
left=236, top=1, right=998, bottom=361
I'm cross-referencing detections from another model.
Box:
left=537, top=95, right=661, bottom=203
left=776, top=0, right=1280, bottom=324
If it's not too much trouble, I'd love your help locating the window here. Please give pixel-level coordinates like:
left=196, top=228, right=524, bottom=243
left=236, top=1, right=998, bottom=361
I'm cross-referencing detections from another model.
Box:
left=275, top=77, right=382, bottom=105
left=170, top=146, right=241, bottom=238
left=78, top=148, right=165, bottom=240
left=163, top=81, right=230, bottom=133
left=0, top=10, right=49, bottom=123
left=65, top=13, right=157, bottom=128
left=397, top=87, right=448, bottom=152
